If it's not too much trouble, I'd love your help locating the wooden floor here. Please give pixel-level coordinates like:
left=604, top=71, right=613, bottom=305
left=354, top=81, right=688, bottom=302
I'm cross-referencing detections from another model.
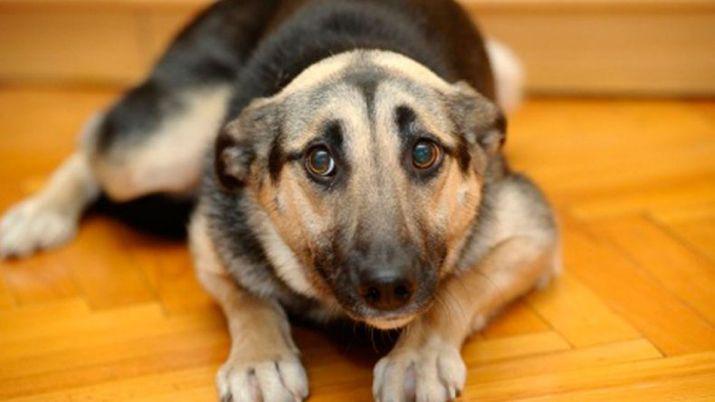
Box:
left=1, top=86, right=714, bottom=401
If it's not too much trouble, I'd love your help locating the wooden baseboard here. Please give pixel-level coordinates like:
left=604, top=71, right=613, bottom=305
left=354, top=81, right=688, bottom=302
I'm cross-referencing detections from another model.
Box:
left=466, top=0, right=715, bottom=96
left=1, top=0, right=713, bottom=95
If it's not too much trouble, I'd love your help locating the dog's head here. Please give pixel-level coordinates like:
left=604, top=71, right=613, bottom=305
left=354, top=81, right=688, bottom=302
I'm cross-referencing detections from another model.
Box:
left=215, top=50, right=504, bottom=329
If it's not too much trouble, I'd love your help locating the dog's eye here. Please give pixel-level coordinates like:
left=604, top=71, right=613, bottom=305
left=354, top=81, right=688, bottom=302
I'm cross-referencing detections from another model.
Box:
left=412, top=140, right=441, bottom=169
left=306, top=146, right=336, bottom=177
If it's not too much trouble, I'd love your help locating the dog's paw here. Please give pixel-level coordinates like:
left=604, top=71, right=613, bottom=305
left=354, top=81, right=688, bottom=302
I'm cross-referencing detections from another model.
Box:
left=216, top=354, right=308, bottom=402
left=373, top=336, right=466, bottom=402
left=535, top=249, right=563, bottom=290
left=0, top=198, right=78, bottom=259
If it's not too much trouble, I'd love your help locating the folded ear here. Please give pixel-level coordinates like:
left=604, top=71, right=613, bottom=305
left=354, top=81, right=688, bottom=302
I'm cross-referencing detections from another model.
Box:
left=446, top=81, right=506, bottom=156
left=214, top=98, right=279, bottom=191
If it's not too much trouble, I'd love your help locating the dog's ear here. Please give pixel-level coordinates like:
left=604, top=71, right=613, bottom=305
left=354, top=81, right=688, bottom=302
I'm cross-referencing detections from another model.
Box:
left=214, top=98, right=280, bottom=191
left=446, top=81, right=506, bottom=156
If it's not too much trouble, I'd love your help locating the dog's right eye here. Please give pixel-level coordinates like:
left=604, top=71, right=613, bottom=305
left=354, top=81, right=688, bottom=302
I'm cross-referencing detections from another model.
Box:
left=305, top=146, right=336, bottom=178
left=412, top=139, right=442, bottom=170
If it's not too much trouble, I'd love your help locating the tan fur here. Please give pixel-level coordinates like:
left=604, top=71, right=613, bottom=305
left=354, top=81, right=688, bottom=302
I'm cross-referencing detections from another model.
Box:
left=431, top=165, right=482, bottom=276
left=251, top=185, right=335, bottom=301
left=189, top=209, right=309, bottom=401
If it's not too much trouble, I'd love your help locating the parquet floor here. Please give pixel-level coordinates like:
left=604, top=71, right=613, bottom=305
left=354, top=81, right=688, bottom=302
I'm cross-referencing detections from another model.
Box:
left=1, top=86, right=714, bottom=401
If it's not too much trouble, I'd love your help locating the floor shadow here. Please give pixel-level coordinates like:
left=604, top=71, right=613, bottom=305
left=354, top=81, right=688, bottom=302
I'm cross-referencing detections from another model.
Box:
left=88, top=194, right=194, bottom=240
left=292, top=317, right=401, bottom=369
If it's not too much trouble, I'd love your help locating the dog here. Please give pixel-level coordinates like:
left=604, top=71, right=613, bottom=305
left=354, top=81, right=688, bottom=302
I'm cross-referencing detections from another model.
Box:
left=0, top=0, right=559, bottom=401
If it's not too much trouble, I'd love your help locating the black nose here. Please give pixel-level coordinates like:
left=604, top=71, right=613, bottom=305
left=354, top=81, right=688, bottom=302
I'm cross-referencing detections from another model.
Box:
left=359, top=274, right=415, bottom=311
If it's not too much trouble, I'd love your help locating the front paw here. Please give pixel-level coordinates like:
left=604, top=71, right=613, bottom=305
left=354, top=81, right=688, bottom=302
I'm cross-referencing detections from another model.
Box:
left=216, top=353, right=308, bottom=402
left=0, top=198, right=78, bottom=258
left=373, top=336, right=466, bottom=402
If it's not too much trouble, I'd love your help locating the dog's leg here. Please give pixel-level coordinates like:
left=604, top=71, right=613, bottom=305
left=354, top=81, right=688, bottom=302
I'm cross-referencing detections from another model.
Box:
left=190, top=212, right=309, bottom=402
left=0, top=114, right=103, bottom=258
left=373, top=236, right=558, bottom=402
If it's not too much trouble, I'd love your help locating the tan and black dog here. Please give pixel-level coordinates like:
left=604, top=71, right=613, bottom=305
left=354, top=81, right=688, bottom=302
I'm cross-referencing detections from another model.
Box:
left=0, top=1, right=559, bottom=401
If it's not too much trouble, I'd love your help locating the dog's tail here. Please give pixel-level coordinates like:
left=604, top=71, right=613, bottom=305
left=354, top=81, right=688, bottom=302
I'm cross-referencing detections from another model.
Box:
left=486, top=39, right=525, bottom=114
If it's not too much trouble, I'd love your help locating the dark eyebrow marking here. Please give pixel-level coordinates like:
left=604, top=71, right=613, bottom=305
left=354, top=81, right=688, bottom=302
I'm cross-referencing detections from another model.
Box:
left=395, top=105, right=417, bottom=139
left=324, top=120, right=344, bottom=152
left=268, top=130, right=285, bottom=183
left=284, top=120, right=346, bottom=163
left=455, top=136, right=472, bottom=173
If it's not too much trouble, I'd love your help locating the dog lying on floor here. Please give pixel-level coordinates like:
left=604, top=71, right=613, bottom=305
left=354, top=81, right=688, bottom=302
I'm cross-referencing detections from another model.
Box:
left=0, top=0, right=560, bottom=400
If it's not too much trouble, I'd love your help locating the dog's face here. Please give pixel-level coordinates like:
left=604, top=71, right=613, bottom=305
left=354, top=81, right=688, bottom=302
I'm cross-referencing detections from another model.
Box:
left=216, top=51, right=504, bottom=329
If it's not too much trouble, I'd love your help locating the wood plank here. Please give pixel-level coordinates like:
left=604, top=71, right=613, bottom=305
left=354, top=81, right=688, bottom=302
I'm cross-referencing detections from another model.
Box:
left=666, top=218, right=715, bottom=264
left=590, top=215, right=715, bottom=325
left=563, top=215, right=715, bottom=355
left=2, top=365, right=219, bottom=402
left=569, top=176, right=715, bottom=220
left=463, top=331, right=571, bottom=364
left=127, top=387, right=216, bottom=402
left=0, top=302, right=162, bottom=349
left=471, top=338, right=661, bottom=384
left=506, top=99, right=715, bottom=206
left=516, top=372, right=715, bottom=402
left=650, top=202, right=715, bottom=223
left=465, top=352, right=715, bottom=401
left=0, top=251, right=79, bottom=306
left=0, top=298, right=89, bottom=332
left=0, top=272, right=15, bottom=308
left=126, top=235, right=214, bottom=313
left=480, top=302, right=550, bottom=339
left=0, top=304, right=223, bottom=360
left=62, top=217, right=156, bottom=309
left=527, top=273, right=641, bottom=347
left=652, top=203, right=715, bottom=263
left=0, top=327, right=227, bottom=399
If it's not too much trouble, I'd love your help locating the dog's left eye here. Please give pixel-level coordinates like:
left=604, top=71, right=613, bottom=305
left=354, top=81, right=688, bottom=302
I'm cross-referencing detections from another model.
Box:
left=306, top=146, right=336, bottom=177
left=412, top=140, right=441, bottom=170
